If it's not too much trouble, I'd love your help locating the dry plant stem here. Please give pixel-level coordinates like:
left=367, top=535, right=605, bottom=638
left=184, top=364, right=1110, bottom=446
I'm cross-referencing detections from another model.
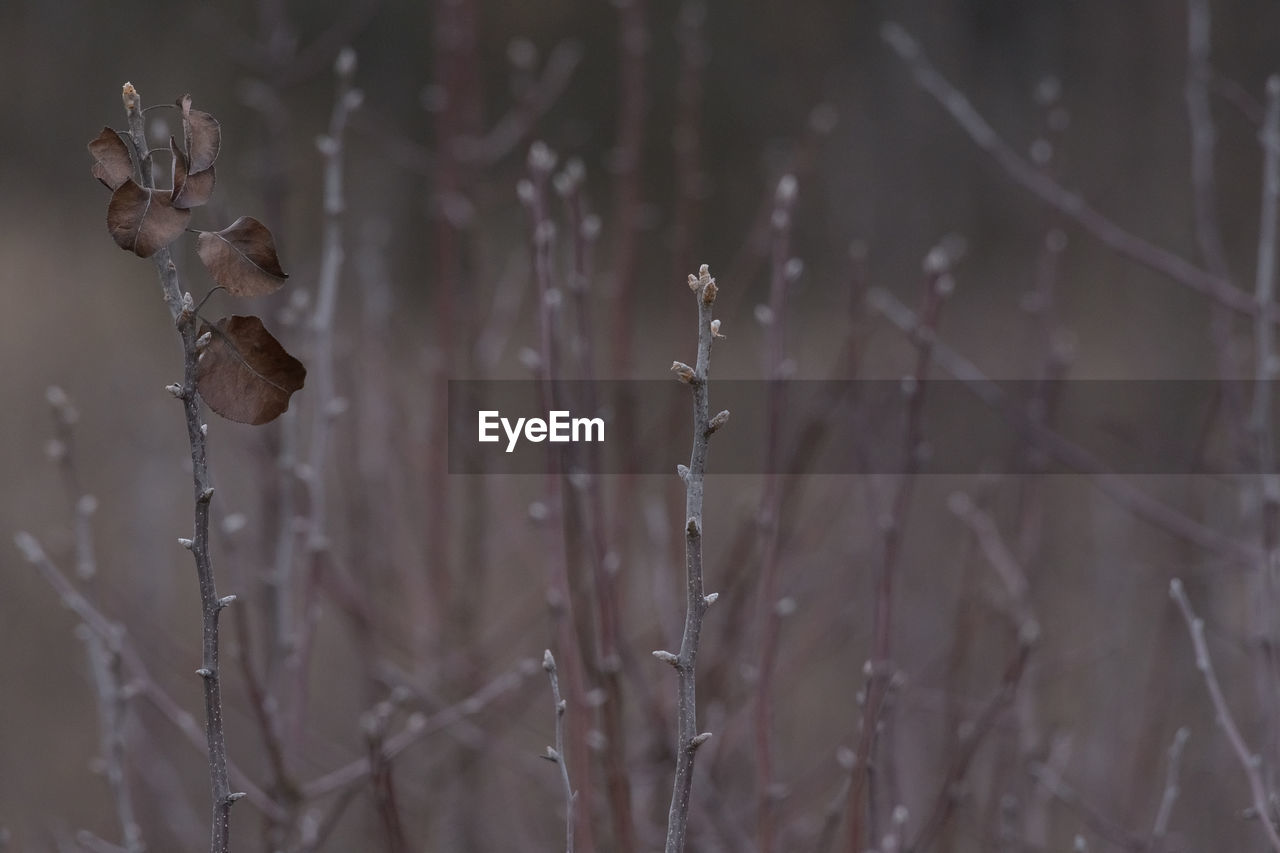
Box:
left=1151, top=727, right=1190, bottom=845
left=558, top=168, right=638, bottom=853
left=911, top=496, right=1038, bottom=851
left=1186, top=0, right=1247, bottom=448
left=83, top=622, right=144, bottom=853
left=847, top=260, right=948, bottom=853
left=880, top=22, right=1265, bottom=319
left=1027, top=762, right=1148, bottom=852
left=544, top=651, right=577, bottom=853
left=289, top=50, right=361, bottom=759
left=363, top=702, right=408, bottom=853
left=870, top=286, right=1258, bottom=565
left=15, top=532, right=282, bottom=822
left=523, top=146, right=598, bottom=853
left=300, top=663, right=533, bottom=799
left=661, top=265, right=721, bottom=853
left=1250, top=75, right=1280, bottom=799
left=754, top=174, right=798, bottom=853
left=1169, top=578, right=1280, bottom=851
left=122, top=85, right=240, bottom=853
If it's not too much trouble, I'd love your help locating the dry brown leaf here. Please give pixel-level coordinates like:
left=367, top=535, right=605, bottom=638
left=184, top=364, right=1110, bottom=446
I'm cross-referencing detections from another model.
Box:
left=107, top=180, right=191, bottom=258
left=170, top=136, right=216, bottom=209
left=196, top=217, right=288, bottom=297
left=196, top=315, right=306, bottom=425
left=179, top=94, right=221, bottom=173
left=88, top=127, right=133, bottom=190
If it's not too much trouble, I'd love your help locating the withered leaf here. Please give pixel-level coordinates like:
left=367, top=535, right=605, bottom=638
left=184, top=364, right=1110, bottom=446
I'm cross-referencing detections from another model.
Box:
left=196, top=315, right=306, bottom=425
left=170, top=136, right=215, bottom=209
left=196, top=217, right=288, bottom=297
left=88, top=127, right=133, bottom=190
left=178, top=94, right=220, bottom=173
left=107, top=180, right=191, bottom=258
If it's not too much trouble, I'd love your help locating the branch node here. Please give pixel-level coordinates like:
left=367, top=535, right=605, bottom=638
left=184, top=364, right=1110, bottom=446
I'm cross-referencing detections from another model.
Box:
left=687, top=516, right=700, bottom=536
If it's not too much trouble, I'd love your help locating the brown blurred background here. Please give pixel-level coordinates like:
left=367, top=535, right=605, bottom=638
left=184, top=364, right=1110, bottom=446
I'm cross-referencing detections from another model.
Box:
left=5, top=0, right=1280, bottom=851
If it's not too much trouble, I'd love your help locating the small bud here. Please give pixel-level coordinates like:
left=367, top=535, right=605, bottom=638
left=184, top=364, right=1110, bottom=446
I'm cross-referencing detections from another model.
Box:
left=196, top=331, right=212, bottom=349
left=707, top=409, right=730, bottom=434
left=178, top=538, right=194, bottom=550
left=690, top=732, right=713, bottom=748
left=527, top=140, right=558, bottom=174
left=200, top=423, right=208, bottom=436
left=166, top=383, right=185, bottom=398
left=181, top=292, right=194, bottom=312
left=775, top=174, right=798, bottom=206
left=688, top=273, right=699, bottom=291
left=195, top=667, right=213, bottom=678
left=218, top=594, right=238, bottom=609
left=703, top=592, right=719, bottom=606
left=687, top=516, right=700, bottom=536
left=702, top=278, right=718, bottom=304
left=671, top=361, right=696, bottom=383
left=516, top=179, right=536, bottom=206
left=335, top=46, right=357, bottom=78
left=677, top=464, right=690, bottom=480
left=652, top=650, right=680, bottom=666
left=199, top=486, right=215, bottom=503
left=543, top=649, right=556, bottom=672
left=543, top=746, right=560, bottom=762
left=710, top=318, right=724, bottom=338
left=227, top=791, right=248, bottom=804
left=14, top=531, right=44, bottom=562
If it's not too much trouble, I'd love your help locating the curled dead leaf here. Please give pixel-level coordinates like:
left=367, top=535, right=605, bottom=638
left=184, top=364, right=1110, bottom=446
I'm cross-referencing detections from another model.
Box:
left=196, top=217, right=288, bottom=297
left=107, top=180, right=190, bottom=258
left=170, top=136, right=215, bottom=209
left=88, top=127, right=133, bottom=190
left=196, top=315, right=306, bottom=425
left=178, top=94, right=221, bottom=173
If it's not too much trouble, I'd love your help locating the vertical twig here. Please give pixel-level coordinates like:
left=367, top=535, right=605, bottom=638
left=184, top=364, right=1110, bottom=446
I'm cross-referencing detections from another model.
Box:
left=754, top=173, right=800, bottom=853
left=1250, top=74, right=1280, bottom=799
left=846, top=243, right=955, bottom=852
left=656, top=264, right=726, bottom=853
left=520, top=141, right=600, bottom=853
left=1185, top=0, right=1248, bottom=452
left=1169, top=578, right=1280, bottom=851
left=1150, top=727, right=1190, bottom=847
left=288, top=47, right=362, bottom=756
left=555, top=160, right=638, bottom=853
left=120, top=83, right=243, bottom=853
left=543, top=650, right=577, bottom=853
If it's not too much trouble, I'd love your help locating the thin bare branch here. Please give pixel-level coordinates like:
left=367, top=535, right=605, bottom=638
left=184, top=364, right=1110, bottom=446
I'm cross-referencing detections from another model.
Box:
left=1169, top=578, right=1280, bottom=850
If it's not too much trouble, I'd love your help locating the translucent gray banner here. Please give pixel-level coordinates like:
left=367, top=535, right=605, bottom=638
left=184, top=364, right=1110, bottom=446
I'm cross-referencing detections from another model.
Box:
left=447, top=380, right=1267, bottom=475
